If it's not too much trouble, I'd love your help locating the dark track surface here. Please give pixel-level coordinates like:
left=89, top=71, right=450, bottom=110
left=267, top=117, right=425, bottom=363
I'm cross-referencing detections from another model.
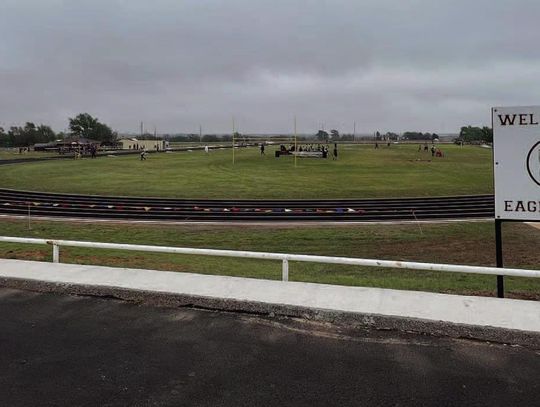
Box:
left=0, top=188, right=494, bottom=221
left=1, top=288, right=539, bottom=406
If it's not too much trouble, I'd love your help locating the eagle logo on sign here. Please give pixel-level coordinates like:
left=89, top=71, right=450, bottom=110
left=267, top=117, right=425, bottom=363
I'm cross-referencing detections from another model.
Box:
left=527, top=140, right=540, bottom=186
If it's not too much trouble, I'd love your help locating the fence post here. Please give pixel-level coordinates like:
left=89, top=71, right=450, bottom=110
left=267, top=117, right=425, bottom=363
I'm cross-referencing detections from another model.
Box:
left=282, top=258, right=289, bottom=282
left=52, top=243, right=60, bottom=263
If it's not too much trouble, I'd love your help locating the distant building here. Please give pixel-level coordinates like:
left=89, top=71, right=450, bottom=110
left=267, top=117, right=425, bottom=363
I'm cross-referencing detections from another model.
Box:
left=34, top=137, right=99, bottom=152
left=117, top=138, right=167, bottom=151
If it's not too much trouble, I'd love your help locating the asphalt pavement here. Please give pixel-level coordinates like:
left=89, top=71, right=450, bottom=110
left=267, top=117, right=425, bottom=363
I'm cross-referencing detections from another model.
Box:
left=0, top=287, right=539, bottom=406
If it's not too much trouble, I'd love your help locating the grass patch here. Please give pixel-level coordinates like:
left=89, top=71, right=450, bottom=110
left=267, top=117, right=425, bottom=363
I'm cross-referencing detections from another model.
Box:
left=0, top=218, right=538, bottom=299
left=0, top=144, right=493, bottom=199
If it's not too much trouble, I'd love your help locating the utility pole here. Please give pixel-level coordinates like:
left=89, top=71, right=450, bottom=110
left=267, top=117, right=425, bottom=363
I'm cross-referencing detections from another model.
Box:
left=353, top=121, right=356, bottom=142
left=140, top=121, right=143, bottom=138
left=199, top=124, right=202, bottom=143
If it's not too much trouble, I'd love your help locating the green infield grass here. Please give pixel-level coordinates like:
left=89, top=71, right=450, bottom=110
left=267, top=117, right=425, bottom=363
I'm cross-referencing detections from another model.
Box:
left=0, top=144, right=493, bottom=199
left=0, top=219, right=538, bottom=299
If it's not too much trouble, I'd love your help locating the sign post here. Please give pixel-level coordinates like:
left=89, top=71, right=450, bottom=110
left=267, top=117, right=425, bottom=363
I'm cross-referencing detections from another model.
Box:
left=492, top=106, right=540, bottom=297
left=495, top=218, right=504, bottom=297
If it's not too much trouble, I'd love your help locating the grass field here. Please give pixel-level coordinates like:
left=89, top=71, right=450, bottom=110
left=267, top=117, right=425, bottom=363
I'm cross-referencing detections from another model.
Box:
left=0, top=219, right=538, bottom=299
left=0, top=144, right=493, bottom=199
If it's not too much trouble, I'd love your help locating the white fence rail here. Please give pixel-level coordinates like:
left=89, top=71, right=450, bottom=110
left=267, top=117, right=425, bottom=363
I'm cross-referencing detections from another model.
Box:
left=1, top=236, right=540, bottom=281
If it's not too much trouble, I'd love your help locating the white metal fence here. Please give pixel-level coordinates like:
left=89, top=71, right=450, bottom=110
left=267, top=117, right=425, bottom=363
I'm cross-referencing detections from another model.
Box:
left=1, top=236, right=540, bottom=282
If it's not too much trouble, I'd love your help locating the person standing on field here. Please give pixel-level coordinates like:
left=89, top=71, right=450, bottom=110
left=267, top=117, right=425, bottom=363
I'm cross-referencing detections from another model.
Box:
left=333, top=143, right=338, bottom=160
left=260, top=143, right=265, bottom=155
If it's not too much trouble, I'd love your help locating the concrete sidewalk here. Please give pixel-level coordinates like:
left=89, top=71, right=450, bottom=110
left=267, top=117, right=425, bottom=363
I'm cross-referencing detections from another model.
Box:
left=1, top=259, right=539, bottom=346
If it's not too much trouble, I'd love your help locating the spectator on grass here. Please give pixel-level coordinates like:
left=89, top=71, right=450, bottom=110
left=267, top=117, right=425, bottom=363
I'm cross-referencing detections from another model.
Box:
left=333, top=143, right=338, bottom=161
left=204, top=145, right=209, bottom=154
left=260, top=143, right=265, bottom=155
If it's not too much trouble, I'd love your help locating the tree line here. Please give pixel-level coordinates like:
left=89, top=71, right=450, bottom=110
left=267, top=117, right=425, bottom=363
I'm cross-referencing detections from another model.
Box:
left=0, top=113, right=116, bottom=148
left=457, top=126, right=492, bottom=143
left=0, top=122, right=57, bottom=148
left=0, top=115, right=495, bottom=148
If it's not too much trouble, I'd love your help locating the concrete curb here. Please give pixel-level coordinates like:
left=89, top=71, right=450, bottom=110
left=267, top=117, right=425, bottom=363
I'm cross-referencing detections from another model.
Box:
left=0, top=214, right=491, bottom=226
left=1, top=275, right=539, bottom=349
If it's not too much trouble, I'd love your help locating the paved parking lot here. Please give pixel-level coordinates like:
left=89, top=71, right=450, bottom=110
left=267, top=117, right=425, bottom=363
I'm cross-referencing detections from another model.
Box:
left=0, top=287, right=539, bottom=406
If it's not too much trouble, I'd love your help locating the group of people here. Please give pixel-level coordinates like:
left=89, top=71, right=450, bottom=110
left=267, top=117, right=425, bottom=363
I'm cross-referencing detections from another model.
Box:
left=71, top=145, right=98, bottom=159
left=417, top=143, right=444, bottom=157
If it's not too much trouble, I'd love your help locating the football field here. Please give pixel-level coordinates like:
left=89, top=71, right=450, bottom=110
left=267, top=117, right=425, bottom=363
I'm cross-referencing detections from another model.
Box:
left=0, top=144, right=493, bottom=199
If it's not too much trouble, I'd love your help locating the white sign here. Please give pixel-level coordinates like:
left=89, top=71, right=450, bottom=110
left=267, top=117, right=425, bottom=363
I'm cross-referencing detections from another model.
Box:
left=493, top=106, right=540, bottom=220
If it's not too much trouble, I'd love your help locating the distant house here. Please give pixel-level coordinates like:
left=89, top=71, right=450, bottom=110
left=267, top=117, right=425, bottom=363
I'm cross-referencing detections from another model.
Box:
left=117, top=138, right=167, bottom=151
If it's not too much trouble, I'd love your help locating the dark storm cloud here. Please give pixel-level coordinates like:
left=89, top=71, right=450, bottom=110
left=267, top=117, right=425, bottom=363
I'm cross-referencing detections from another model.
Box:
left=1, top=0, right=540, bottom=133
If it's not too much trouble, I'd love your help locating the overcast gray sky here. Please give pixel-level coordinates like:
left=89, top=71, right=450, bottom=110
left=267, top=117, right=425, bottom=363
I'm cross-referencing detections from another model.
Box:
left=1, top=0, right=539, bottom=134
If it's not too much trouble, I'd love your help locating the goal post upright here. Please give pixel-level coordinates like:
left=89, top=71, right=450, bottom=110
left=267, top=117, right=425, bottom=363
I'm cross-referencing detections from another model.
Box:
left=294, top=116, right=298, bottom=168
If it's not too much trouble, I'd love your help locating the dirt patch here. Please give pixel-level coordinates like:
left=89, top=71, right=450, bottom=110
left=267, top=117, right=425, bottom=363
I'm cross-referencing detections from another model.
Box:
left=374, top=240, right=493, bottom=266
left=63, top=255, right=193, bottom=273
left=0, top=249, right=48, bottom=262
left=371, top=223, right=540, bottom=268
